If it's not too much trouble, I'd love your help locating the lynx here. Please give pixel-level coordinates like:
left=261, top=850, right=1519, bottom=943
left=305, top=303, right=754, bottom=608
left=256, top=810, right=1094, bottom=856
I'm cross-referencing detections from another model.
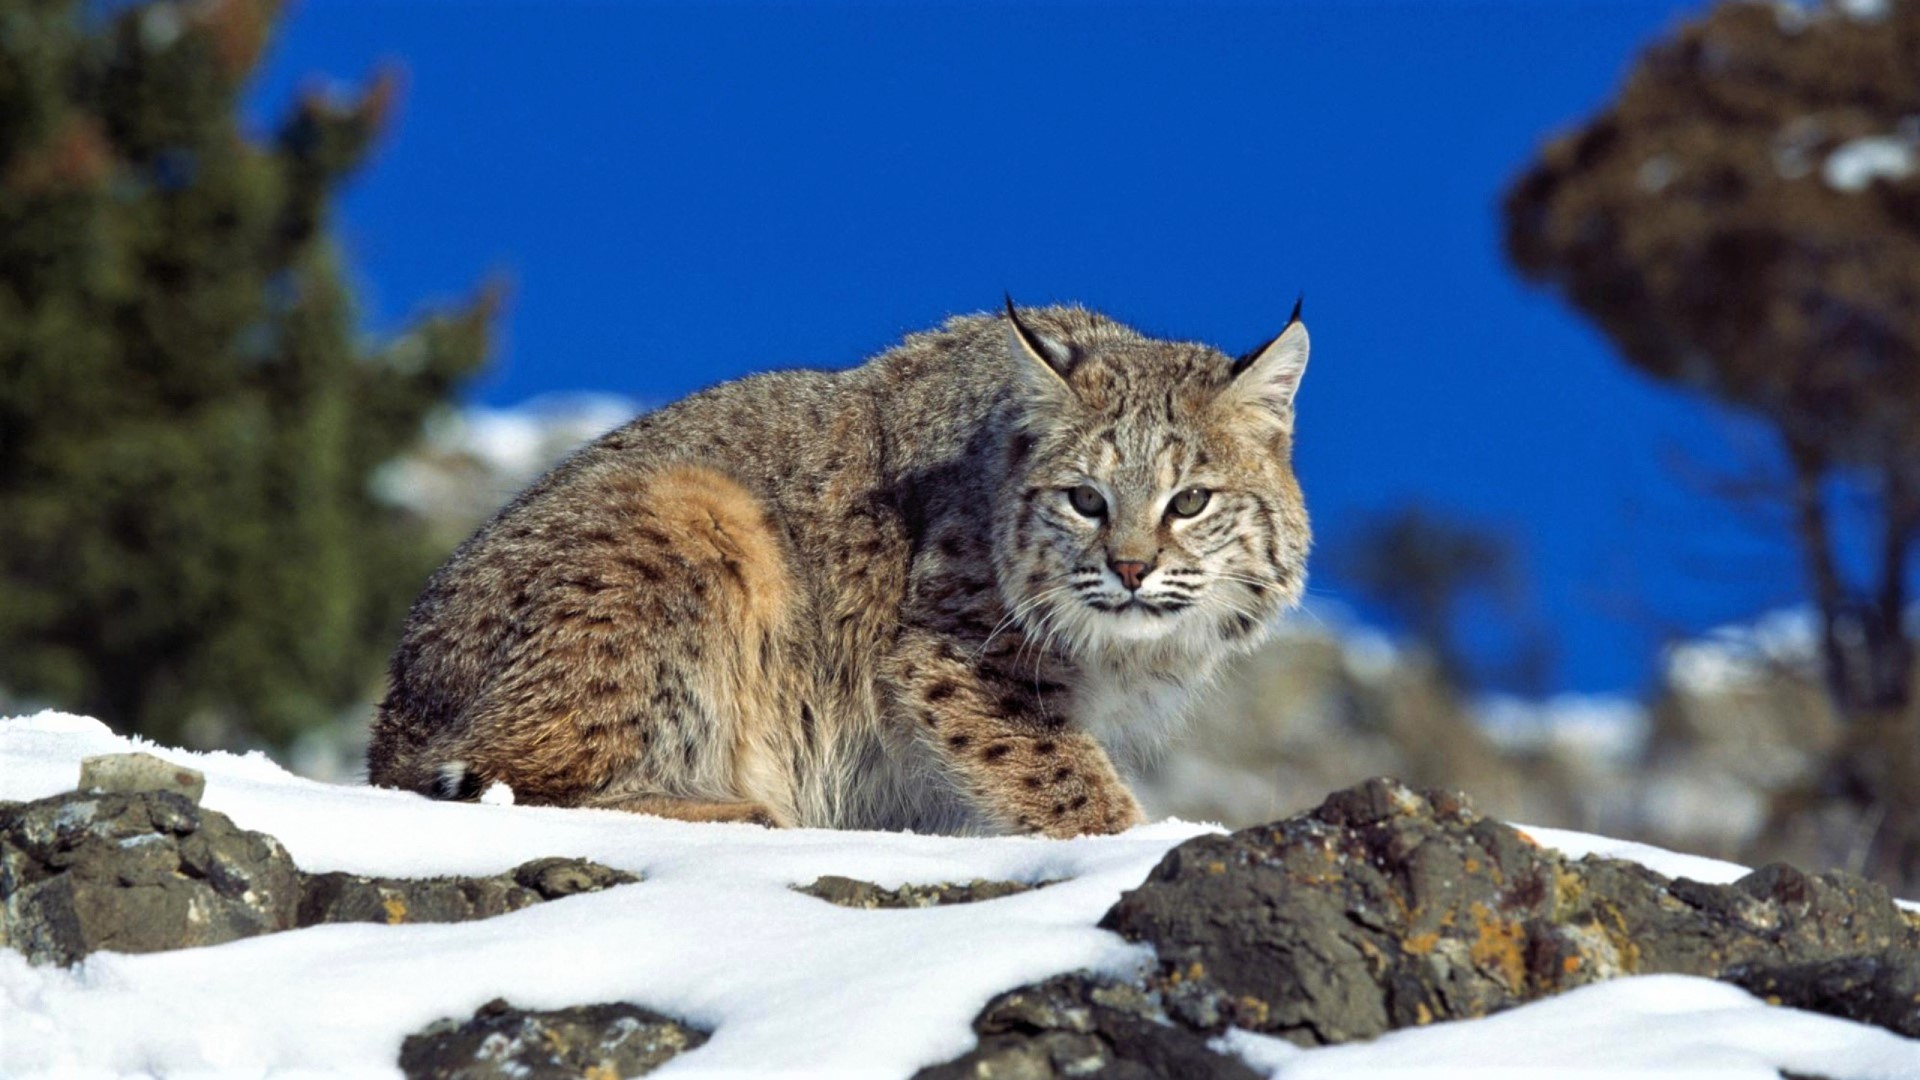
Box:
left=367, top=300, right=1310, bottom=837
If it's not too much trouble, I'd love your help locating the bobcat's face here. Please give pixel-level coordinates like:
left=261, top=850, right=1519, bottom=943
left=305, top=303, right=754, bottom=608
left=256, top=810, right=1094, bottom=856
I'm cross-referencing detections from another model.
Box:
left=993, top=306, right=1311, bottom=660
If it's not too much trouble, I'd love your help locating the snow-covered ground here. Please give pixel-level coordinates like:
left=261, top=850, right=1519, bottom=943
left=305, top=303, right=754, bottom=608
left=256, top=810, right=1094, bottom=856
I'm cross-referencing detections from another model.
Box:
left=4, top=711, right=1918, bottom=1079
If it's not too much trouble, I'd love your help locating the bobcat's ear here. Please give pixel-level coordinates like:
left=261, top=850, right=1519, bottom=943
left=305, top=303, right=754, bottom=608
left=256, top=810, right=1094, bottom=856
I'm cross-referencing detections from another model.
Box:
left=1224, top=296, right=1308, bottom=420
left=1004, top=294, right=1076, bottom=387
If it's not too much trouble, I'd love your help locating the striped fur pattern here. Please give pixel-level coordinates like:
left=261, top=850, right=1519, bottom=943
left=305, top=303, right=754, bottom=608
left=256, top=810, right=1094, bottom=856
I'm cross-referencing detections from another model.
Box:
left=367, top=303, right=1310, bottom=837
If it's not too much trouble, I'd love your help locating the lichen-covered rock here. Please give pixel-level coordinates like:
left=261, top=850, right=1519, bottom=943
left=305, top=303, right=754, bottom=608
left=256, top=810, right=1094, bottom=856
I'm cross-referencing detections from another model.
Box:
left=297, top=857, right=637, bottom=927
left=1724, top=951, right=1920, bottom=1039
left=1, top=779, right=639, bottom=963
left=797, top=875, right=1039, bottom=909
left=0, top=789, right=300, bottom=966
left=1100, top=777, right=1920, bottom=1046
left=78, top=752, right=206, bottom=804
left=511, top=856, right=638, bottom=900
left=912, top=973, right=1260, bottom=1080
left=398, top=997, right=706, bottom=1079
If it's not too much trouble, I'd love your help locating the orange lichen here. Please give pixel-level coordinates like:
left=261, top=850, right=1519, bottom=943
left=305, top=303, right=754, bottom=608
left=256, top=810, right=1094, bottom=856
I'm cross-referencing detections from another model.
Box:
left=1467, top=902, right=1528, bottom=993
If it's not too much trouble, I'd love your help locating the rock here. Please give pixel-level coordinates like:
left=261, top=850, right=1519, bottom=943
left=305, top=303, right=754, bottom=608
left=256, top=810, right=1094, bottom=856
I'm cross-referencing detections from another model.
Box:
left=1724, top=951, right=1920, bottom=1039
left=513, top=856, right=638, bottom=899
left=796, top=875, right=1039, bottom=909
left=78, top=752, right=206, bottom=804
left=398, top=997, right=706, bottom=1079
left=1099, top=777, right=1920, bottom=1046
left=296, top=858, right=637, bottom=927
left=1, top=785, right=640, bottom=963
left=912, top=973, right=1261, bottom=1080
left=0, top=790, right=300, bottom=966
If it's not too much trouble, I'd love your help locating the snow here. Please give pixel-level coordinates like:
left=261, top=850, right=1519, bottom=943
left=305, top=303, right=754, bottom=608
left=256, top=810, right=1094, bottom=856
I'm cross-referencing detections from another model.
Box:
left=1825, top=131, right=1919, bottom=193
left=370, top=393, right=643, bottom=522
left=1475, top=693, right=1648, bottom=764
left=1664, top=607, right=1819, bottom=694
left=1837, top=0, right=1892, bottom=20
left=4, top=710, right=1918, bottom=1079
left=1771, top=0, right=1893, bottom=32
left=1513, top=822, right=1754, bottom=884
left=1220, top=976, right=1920, bottom=1079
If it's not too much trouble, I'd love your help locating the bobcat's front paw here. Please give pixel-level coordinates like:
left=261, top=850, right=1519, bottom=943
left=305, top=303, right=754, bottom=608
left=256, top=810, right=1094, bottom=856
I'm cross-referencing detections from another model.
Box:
left=1032, top=784, right=1145, bottom=839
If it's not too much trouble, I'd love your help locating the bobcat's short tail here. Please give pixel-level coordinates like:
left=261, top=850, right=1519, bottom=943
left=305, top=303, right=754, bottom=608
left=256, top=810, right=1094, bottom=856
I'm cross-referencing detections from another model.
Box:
left=429, top=760, right=484, bottom=801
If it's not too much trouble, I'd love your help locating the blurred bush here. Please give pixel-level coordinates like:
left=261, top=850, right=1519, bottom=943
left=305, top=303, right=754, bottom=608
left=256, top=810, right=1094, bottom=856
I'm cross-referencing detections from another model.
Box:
left=0, top=0, right=494, bottom=750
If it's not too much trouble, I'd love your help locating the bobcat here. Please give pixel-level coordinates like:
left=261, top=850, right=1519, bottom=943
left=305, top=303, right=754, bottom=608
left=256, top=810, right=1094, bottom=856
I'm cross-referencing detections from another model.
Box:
left=367, top=300, right=1310, bottom=837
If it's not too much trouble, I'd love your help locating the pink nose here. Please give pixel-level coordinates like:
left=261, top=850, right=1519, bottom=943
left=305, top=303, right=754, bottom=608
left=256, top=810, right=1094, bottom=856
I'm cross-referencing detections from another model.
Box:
left=1110, top=560, right=1150, bottom=591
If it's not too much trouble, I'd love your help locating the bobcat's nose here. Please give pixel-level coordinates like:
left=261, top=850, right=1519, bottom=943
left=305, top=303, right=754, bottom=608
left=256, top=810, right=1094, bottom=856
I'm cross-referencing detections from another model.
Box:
left=1109, top=559, right=1152, bottom=592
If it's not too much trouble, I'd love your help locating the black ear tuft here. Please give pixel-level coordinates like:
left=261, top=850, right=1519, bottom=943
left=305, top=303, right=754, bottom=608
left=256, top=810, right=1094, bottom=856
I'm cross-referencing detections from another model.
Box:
left=1231, top=293, right=1307, bottom=378
left=1004, top=294, right=1076, bottom=380
left=1232, top=332, right=1279, bottom=377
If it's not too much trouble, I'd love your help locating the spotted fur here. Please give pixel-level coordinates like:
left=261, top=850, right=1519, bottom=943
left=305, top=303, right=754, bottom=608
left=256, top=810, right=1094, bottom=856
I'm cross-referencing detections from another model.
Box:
left=367, top=303, right=1311, bottom=837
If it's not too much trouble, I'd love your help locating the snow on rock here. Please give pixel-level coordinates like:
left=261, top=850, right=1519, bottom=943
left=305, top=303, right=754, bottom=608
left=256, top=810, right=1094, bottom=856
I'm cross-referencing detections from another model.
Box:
left=1474, top=692, right=1648, bottom=764
left=1663, top=607, right=1820, bottom=694
left=4, top=711, right=1918, bottom=1079
left=1838, top=0, right=1893, bottom=20
left=371, top=393, right=644, bottom=528
left=1, top=712, right=1210, bottom=1077
left=1515, top=821, right=1755, bottom=884
left=1826, top=132, right=1919, bottom=192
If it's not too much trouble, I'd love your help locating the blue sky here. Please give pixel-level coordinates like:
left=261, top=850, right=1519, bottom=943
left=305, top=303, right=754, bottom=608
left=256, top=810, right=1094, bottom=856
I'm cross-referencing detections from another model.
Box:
left=247, top=1, right=1812, bottom=696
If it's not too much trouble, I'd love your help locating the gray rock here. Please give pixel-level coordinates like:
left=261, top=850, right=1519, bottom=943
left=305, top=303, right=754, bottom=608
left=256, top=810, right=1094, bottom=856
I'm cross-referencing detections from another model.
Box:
left=513, top=856, right=639, bottom=900
left=796, top=875, right=1040, bottom=909
left=398, top=997, right=706, bottom=1079
left=1724, top=951, right=1920, bottom=1039
left=0, top=790, right=300, bottom=965
left=78, top=752, right=206, bottom=804
left=912, top=973, right=1261, bottom=1080
left=296, top=858, right=637, bottom=927
left=2, top=787, right=640, bottom=964
left=1099, top=777, right=1920, bottom=1046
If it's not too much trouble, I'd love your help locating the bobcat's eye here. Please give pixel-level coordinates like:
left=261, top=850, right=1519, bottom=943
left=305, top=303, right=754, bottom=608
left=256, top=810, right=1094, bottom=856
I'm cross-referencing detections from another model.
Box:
left=1168, top=488, right=1211, bottom=518
left=1068, top=484, right=1108, bottom=517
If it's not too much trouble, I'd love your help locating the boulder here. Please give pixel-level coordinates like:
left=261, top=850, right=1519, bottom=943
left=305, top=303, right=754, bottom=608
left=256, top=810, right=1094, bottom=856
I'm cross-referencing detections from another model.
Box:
left=297, top=857, right=637, bottom=927
left=912, top=973, right=1260, bottom=1080
left=78, top=752, right=207, bottom=803
left=0, top=789, right=300, bottom=966
left=1100, top=777, right=1920, bottom=1046
left=1724, top=951, right=1920, bottom=1040
left=796, top=875, right=1038, bottom=909
left=2, top=763, right=639, bottom=964
left=398, top=997, right=706, bottom=1080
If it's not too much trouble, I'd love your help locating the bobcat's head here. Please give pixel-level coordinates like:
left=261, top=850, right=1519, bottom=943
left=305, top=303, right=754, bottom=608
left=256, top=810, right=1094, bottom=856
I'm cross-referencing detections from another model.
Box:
left=992, top=300, right=1311, bottom=663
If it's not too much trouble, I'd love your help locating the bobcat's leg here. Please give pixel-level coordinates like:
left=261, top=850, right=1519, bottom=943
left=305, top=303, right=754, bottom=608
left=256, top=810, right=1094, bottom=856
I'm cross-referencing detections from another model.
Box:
left=581, top=793, right=781, bottom=827
left=432, top=463, right=797, bottom=818
left=888, top=629, right=1144, bottom=838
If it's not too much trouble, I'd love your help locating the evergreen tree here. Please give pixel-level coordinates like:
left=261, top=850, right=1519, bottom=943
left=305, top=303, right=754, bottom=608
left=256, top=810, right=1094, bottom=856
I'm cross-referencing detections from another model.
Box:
left=0, top=0, right=494, bottom=748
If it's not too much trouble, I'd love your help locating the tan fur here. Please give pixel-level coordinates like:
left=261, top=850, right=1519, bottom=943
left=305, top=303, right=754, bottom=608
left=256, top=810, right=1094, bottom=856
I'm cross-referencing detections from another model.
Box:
left=368, top=304, right=1311, bottom=837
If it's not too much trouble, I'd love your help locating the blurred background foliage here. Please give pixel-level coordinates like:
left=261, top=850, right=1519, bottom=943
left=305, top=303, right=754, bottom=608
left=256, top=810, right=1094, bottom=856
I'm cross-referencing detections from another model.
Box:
left=0, top=0, right=494, bottom=749
left=2, top=0, right=1919, bottom=892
